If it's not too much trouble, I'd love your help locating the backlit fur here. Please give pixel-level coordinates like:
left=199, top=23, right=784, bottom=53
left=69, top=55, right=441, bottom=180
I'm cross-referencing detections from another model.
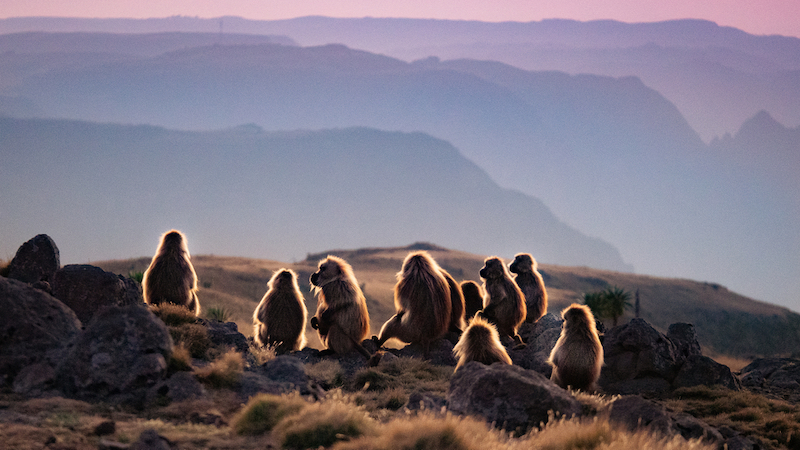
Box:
left=547, top=303, right=604, bottom=391
left=142, top=229, right=200, bottom=315
left=509, top=253, right=549, bottom=323
left=479, top=256, right=526, bottom=344
left=253, top=268, right=308, bottom=353
left=453, top=315, right=512, bottom=370
left=460, top=280, right=484, bottom=321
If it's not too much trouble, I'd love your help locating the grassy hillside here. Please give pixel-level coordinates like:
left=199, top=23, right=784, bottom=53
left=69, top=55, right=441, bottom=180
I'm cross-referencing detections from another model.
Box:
left=96, top=243, right=800, bottom=359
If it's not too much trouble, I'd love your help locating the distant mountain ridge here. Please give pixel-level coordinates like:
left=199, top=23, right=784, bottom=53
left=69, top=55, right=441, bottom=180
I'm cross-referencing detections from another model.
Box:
left=0, top=117, right=631, bottom=273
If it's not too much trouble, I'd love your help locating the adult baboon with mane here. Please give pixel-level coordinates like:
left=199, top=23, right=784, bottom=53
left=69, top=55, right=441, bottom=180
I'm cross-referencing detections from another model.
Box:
left=253, top=268, right=308, bottom=353
left=479, top=256, right=526, bottom=346
left=142, top=229, right=200, bottom=315
left=453, top=315, right=512, bottom=370
left=375, top=251, right=452, bottom=354
left=509, top=253, right=549, bottom=323
left=310, top=256, right=371, bottom=358
left=460, top=280, right=484, bottom=321
left=548, top=303, right=604, bottom=391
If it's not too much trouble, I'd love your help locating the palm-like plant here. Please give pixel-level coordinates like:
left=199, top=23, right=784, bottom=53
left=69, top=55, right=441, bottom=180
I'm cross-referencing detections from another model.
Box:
left=582, top=286, right=632, bottom=327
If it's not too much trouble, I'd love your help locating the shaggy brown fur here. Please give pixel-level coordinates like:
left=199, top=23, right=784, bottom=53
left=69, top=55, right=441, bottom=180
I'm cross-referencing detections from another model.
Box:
left=142, top=229, right=200, bottom=315
left=548, top=303, right=604, bottom=391
left=509, top=253, right=549, bottom=323
left=460, top=280, right=484, bottom=321
left=376, top=251, right=451, bottom=352
left=479, top=256, right=526, bottom=346
left=310, top=256, right=371, bottom=358
left=439, top=268, right=465, bottom=333
left=253, top=269, right=308, bottom=353
left=453, top=315, right=512, bottom=370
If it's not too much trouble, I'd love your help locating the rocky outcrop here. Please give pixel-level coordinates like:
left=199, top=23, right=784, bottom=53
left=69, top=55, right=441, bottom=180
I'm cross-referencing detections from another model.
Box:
left=7, top=234, right=61, bottom=291
left=447, top=361, right=582, bottom=432
left=56, top=304, right=173, bottom=404
left=199, top=319, right=249, bottom=353
left=509, top=312, right=562, bottom=376
left=0, top=277, right=81, bottom=391
left=52, top=264, right=143, bottom=324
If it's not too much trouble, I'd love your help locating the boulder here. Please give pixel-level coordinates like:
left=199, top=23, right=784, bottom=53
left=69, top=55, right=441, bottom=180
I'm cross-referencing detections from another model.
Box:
left=7, top=234, right=60, bottom=287
left=394, top=337, right=457, bottom=366
left=147, top=371, right=208, bottom=405
left=0, top=277, right=81, bottom=387
left=673, top=355, right=740, bottom=390
left=608, top=395, right=723, bottom=445
left=57, top=304, right=173, bottom=403
left=739, top=358, right=800, bottom=388
left=52, top=264, right=142, bottom=324
left=666, top=323, right=703, bottom=361
left=447, top=362, right=582, bottom=432
left=510, top=318, right=561, bottom=376
left=199, top=319, right=249, bottom=353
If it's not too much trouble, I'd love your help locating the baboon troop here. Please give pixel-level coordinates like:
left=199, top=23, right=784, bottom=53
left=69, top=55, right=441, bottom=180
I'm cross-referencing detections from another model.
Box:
left=460, top=280, right=484, bottom=321
left=310, top=256, right=372, bottom=358
left=253, top=268, right=308, bottom=353
left=142, top=229, right=200, bottom=315
left=509, top=253, right=548, bottom=323
left=478, top=256, right=527, bottom=346
left=375, top=251, right=451, bottom=354
left=548, top=303, right=604, bottom=392
left=453, top=315, right=512, bottom=370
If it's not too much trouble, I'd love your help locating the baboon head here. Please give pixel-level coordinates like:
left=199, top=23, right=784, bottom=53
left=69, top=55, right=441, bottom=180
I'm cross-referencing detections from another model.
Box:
left=310, top=256, right=344, bottom=287
left=270, top=268, right=297, bottom=289
left=562, top=304, right=595, bottom=331
left=479, top=257, right=507, bottom=280
left=509, top=253, right=534, bottom=275
left=399, top=251, right=437, bottom=279
left=159, top=229, right=189, bottom=255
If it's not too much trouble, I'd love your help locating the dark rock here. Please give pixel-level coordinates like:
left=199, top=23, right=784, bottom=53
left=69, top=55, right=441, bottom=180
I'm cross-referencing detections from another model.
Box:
left=199, top=319, right=249, bottom=353
left=673, top=355, right=740, bottom=390
left=0, top=277, right=81, bottom=386
left=667, top=323, right=703, bottom=361
left=406, top=390, right=446, bottom=411
left=57, top=305, right=172, bottom=403
left=718, top=425, right=760, bottom=450
left=52, top=264, right=143, bottom=324
left=147, top=371, right=208, bottom=406
left=510, top=323, right=561, bottom=377
left=394, top=337, right=457, bottom=366
left=94, top=420, right=116, bottom=436
left=447, top=361, right=582, bottom=432
left=740, top=358, right=800, bottom=388
left=599, top=318, right=680, bottom=393
left=608, top=396, right=722, bottom=445
left=12, top=362, right=56, bottom=396
left=603, top=376, right=672, bottom=396
left=262, top=355, right=309, bottom=387
left=7, top=234, right=60, bottom=286
left=130, top=429, right=173, bottom=450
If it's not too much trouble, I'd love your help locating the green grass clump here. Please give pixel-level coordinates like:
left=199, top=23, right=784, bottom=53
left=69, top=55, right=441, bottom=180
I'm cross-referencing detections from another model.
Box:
left=273, top=394, right=376, bottom=450
left=205, top=306, right=232, bottom=322
left=128, top=270, right=144, bottom=284
left=232, top=393, right=307, bottom=435
left=196, top=350, right=244, bottom=389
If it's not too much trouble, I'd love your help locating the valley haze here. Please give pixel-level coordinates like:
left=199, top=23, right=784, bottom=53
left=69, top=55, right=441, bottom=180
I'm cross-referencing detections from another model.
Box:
left=0, top=17, right=797, bottom=312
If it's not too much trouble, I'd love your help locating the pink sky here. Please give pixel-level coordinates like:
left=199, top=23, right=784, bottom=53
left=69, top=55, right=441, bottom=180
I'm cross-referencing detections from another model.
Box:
left=3, top=0, right=800, bottom=38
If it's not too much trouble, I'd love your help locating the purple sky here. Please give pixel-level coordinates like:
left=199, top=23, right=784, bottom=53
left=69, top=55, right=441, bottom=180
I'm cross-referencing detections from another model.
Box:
left=3, top=0, right=800, bottom=38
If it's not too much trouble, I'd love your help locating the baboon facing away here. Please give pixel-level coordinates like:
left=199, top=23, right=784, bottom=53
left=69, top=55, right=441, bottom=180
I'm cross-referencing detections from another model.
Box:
left=548, top=303, right=604, bottom=392
left=310, top=256, right=371, bottom=358
left=479, top=256, right=526, bottom=346
left=376, top=251, right=451, bottom=354
left=142, top=229, right=200, bottom=315
left=253, top=268, right=308, bottom=353
left=439, top=268, right=465, bottom=333
left=509, top=253, right=548, bottom=323
left=453, top=315, right=512, bottom=370
left=460, top=280, right=484, bottom=321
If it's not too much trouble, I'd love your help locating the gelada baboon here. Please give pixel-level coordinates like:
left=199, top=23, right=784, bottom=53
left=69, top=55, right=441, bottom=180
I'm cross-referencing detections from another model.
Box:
left=253, top=269, right=308, bottom=353
left=460, top=280, right=484, bottom=321
left=509, top=253, right=548, bottom=323
left=453, top=315, right=512, bottom=370
left=439, top=268, right=465, bottom=333
left=376, top=251, right=451, bottom=354
left=479, top=256, right=526, bottom=346
left=547, top=303, right=604, bottom=391
left=142, top=229, right=200, bottom=315
left=309, top=256, right=371, bottom=358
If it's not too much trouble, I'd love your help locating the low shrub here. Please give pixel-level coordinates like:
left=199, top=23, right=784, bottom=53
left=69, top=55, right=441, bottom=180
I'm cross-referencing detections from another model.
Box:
left=232, top=393, right=307, bottom=435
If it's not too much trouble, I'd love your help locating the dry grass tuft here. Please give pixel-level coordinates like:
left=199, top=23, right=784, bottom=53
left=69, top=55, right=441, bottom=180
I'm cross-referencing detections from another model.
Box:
left=151, top=303, right=198, bottom=326
left=232, top=393, right=308, bottom=436
left=305, top=360, right=345, bottom=389
left=249, top=341, right=278, bottom=366
left=169, top=323, right=212, bottom=358
left=167, top=344, right=193, bottom=373
left=195, top=350, right=244, bottom=389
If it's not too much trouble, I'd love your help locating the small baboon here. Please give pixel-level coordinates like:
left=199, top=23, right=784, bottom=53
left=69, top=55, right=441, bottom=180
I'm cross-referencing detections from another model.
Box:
left=310, top=256, right=371, bottom=358
left=253, top=268, right=308, bottom=353
left=478, top=256, right=526, bottom=346
left=453, top=315, right=512, bottom=370
left=142, top=229, right=200, bottom=315
left=439, top=268, right=465, bottom=333
left=547, top=303, right=604, bottom=391
left=460, top=280, right=484, bottom=321
left=376, top=251, right=452, bottom=354
left=509, top=253, right=549, bottom=323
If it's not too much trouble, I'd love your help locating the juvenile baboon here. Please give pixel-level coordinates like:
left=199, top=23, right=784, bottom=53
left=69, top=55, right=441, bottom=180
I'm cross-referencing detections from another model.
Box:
left=453, top=315, right=512, bottom=370
left=460, top=280, right=484, bottom=321
left=547, top=303, right=604, bottom=391
left=253, top=269, right=308, bottom=353
left=376, top=251, right=452, bottom=354
left=509, top=253, right=549, bottom=323
left=479, top=256, right=526, bottom=346
left=439, top=268, right=465, bottom=333
left=309, top=256, right=371, bottom=358
left=142, top=229, right=200, bottom=315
